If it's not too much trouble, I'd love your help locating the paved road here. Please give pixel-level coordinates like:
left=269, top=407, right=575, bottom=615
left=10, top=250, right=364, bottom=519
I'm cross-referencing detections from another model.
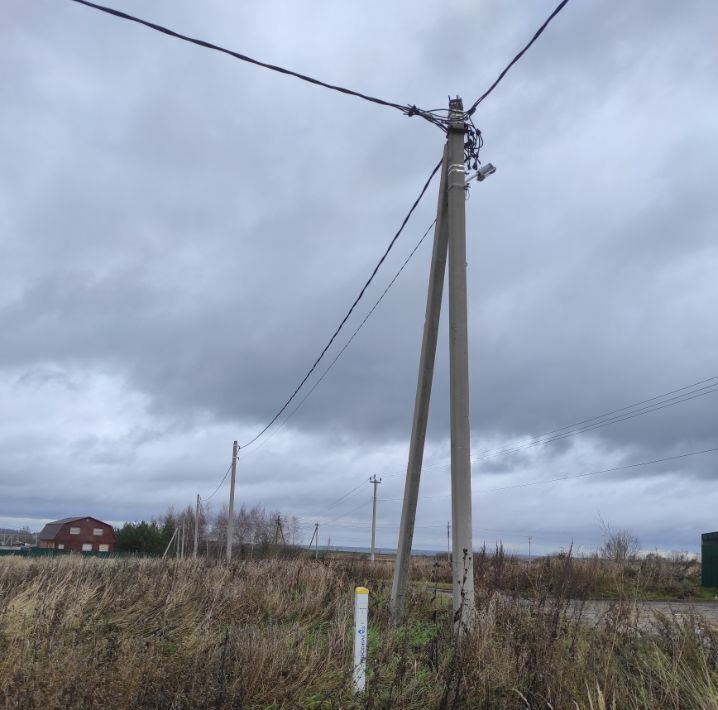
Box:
left=570, top=599, right=718, bottom=629
left=430, top=587, right=718, bottom=630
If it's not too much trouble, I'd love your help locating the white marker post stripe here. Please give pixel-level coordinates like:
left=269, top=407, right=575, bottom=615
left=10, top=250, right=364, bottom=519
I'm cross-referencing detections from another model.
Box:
left=352, top=586, right=369, bottom=693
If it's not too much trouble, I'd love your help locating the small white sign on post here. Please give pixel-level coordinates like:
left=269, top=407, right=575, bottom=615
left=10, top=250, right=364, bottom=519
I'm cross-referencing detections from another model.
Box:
left=352, top=586, right=369, bottom=693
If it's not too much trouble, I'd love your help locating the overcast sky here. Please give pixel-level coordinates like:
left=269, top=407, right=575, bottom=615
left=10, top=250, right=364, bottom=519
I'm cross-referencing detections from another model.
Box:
left=2, top=0, right=717, bottom=554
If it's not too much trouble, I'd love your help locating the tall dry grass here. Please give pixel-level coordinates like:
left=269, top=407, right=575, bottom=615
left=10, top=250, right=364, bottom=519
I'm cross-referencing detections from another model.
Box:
left=0, top=554, right=716, bottom=708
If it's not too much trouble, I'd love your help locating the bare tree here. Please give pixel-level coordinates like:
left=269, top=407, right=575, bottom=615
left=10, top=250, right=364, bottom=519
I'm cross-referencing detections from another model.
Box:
left=599, top=516, right=639, bottom=561
left=211, top=504, right=302, bottom=553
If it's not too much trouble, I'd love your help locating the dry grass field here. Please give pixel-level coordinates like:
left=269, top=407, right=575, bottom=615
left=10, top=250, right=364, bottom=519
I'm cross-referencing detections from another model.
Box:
left=1, top=553, right=717, bottom=708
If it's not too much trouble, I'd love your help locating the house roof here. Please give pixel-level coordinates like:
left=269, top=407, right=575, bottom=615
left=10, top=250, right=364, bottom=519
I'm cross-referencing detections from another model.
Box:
left=38, top=516, right=114, bottom=541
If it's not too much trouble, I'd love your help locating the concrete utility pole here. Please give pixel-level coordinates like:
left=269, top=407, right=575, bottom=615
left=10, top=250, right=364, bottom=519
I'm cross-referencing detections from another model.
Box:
left=390, top=146, right=449, bottom=619
left=447, top=97, right=475, bottom=629
left=369, top=475, right=382, bottom=562
left=162, top=527, right=178, bottom=559
left=308, top=522, right=319, bottom=558
left=226, top=440, right=238, bottom=563
left=528, top=536, right=532, bottom=560
left=194, top=494, right=200, bottom=558
left=390, top=98, right=477, bottom=632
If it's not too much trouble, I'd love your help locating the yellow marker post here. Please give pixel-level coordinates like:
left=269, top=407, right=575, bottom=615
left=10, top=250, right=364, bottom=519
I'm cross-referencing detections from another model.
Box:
left=352, top=586, right=369, bottom=692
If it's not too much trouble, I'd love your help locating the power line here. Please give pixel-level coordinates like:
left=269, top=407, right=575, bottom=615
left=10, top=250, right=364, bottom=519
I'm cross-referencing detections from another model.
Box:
left=485, top=446, right=718, bottom=492
left=204, top=462, right=232, bottom=502
left=240, top=159, right=442, bottom=448
left=325, top=519, right=580, bottom=542
left=68, top=0, right=448, bottom=130
left=495, top=376, right=718, bottom=445
left=382, top=376, right=718, bottom=482
left=471, top=381, right=718, bottom=466
left=382, top=446, right=718, bottom=503
left=237, top=219, right=437, bottom=461
left=378, top=446, right=718, bottom=503
left=323, top=498, right=372, bottom=526
left=467, top=0, right=572, bottom=115
left=295, top=498, right=371, bottom=531
left=324, top=481, right=370, bottom=512
left=310, top=376, right=718, bottom=511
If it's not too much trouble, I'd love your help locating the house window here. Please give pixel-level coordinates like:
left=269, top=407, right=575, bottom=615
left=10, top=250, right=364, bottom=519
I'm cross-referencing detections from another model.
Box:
left=93, top=528, right=103, bottom=536
left=69, top=527, right=80, bottom=535
left=58, top=544, right=65, bottom=550
left=82, top=543, right=92, bottom=552
left=98, top=544, right=109, bottom=553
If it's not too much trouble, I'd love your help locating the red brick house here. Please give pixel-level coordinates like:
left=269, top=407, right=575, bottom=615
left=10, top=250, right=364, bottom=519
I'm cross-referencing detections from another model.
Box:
left=38, top=516, right=117, bottom=553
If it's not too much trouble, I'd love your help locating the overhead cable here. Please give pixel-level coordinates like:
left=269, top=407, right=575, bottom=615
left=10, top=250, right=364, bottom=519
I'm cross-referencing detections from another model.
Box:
left=323, top=498, right=371, bottom=526
left=240, top=159, right=442, bottom=448
left=268, top=219, right=437, bottom=432
left=324, top=481, right=371, bottom=512
left=495, top=376, right=718, bottom=447
left=472, top=380, right=718, bottom=465
left=467, top=0, right=571, bottom=115
left=485, top=446, right=718, bottom=492
left=315, top=376, right=718, bottom=509
left=68, top=0, right=448, bottom=130
left=395, top=376, right=718, bottom=480
left=237, top=219, right=437, bottom=460
left=203, top=462, right=233, bottom=501
left=380, top=446, right=718, bottom=502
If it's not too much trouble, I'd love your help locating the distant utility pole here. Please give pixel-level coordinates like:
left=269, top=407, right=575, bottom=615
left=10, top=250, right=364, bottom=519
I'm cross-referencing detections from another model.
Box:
left=194, top=494, right=200, bottom=558
left=391, top=97, right=477, bottom=632
left=308, top=522, right=319, bottom=559
left=226, top=440, right=238, bottom=563
left=181, top=519, right=186, bottom=559
left=528, top=536, right=532, bottom=560
left=163, top=527, right=178, bottom=559
left=274, top=515, right=286, bottom=546
left=447, top=521, right=451, bottom=562
left=369, top=475, right=382, bottom=562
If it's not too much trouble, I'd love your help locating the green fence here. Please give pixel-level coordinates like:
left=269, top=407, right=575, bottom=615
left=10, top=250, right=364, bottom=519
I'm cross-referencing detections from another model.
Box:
left=0, top=548, right=151, bottom=559
left=0, top=548, right=56, bottom=557
left=702, top=532, right=718, bottom=588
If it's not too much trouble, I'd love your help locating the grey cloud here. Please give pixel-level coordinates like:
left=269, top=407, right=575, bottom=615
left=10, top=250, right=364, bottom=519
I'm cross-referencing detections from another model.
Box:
left=1, top=0, right=717, bottom=550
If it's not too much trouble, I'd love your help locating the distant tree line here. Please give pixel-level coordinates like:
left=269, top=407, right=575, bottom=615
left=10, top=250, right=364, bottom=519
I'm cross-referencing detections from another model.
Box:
left=116, top=504, right=301, bottom=557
